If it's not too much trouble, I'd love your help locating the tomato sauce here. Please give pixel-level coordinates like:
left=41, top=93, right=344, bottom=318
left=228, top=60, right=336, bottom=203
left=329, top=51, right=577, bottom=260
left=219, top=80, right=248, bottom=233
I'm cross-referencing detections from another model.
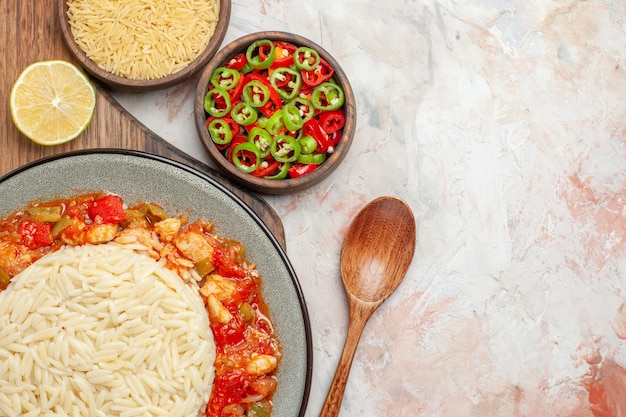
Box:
left=0, top=192, right=281, bottom=417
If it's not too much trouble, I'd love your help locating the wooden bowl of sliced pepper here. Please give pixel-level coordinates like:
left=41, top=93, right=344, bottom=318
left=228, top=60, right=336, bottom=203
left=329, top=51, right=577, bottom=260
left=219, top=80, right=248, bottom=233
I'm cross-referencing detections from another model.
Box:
left=194, top=31, right=356, bottom=194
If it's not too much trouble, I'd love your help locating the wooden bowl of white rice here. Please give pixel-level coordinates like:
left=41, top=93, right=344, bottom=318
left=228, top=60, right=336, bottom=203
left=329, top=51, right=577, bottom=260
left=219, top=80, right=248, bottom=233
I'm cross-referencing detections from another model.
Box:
left=57, top=0, right=231, bottom=92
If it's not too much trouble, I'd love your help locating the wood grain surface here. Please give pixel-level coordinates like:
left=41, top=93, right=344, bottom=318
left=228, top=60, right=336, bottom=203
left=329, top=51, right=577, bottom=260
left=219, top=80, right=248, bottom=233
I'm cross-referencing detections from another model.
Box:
left=0, top=1, right=285, bottom=248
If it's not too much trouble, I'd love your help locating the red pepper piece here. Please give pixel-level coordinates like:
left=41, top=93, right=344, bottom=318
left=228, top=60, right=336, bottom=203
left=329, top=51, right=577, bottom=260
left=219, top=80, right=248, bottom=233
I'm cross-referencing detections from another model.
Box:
left=18, top=220, right=53, bottom=249
left=87, top=195, right=126, bottom=224
left=251, top=157, right=280, bottom=178
left=213, top=244, right=247, bottom=278
left=225, top=53, right=248, bottom=71
left=211, top=314, right=246, bottom=347
left=227, top=73, right=245, bottom=102
left=328, top=129, right=342, bottom=146
left=271, top=41, right=297, bottom=68
left=302, top=119, right=332, bottom=153
left=318, top=109, right=346, bottom=133
left=288, top=163, right=319, bottom=178
left=301, top=58, right=334, bottom=87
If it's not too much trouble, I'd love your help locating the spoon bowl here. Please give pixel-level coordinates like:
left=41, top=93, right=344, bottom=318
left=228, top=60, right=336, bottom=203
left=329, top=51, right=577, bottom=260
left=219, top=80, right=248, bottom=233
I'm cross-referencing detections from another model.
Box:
left=320, top=196, right=416, bottom=417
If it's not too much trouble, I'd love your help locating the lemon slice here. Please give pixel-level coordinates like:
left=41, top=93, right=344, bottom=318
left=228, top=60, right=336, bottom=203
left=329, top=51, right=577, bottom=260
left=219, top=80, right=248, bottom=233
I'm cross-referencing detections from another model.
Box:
left=10, top=60, right=96, bottom=146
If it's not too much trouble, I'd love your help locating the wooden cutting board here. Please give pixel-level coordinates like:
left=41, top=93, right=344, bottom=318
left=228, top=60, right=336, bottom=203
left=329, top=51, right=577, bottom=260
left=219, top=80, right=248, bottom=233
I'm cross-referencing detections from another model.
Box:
left=0, top=2, right=286, bottom=248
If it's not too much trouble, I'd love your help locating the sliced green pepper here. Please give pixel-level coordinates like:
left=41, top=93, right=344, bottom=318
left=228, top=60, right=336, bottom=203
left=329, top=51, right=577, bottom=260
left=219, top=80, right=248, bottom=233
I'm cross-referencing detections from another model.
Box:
left=0, top=269, right=10, bottom=290
left=195, top=257, right=214, bottom=277
left=50, top=215, right=73, bottom=239
left=270, top=135, right=301, bottom=163
left=256, top=115, right=270, bottom=129
left=27, top=206, right=62, bottom=223
left=140, top=203, right=169, bottom=221
left=248, top=127, right=273, bottom=158
left=265, top=161, right=290, bottom=180
left=298, top=134, right=317, bottom=154
left=282, top=103, right=304, bottom=131
left=242, top=80, right=271, bottom=108
left=265, top=109, right=286, bottom=135
left=230, top=102, right=258, bottom=126
left=232, top=141, right=262, bottom=173
left=210, top=67, right=241, bottom=90
left=289, top=96, right=315, bottom=123
left=269, top=67, right=302, bottom=100
left=297, top=152, right=327, bottom=164
left=248, top=401, right=271, bottom=417
left=294, top=46, right=321, bottom=71
left=207, top=118, right=234, bottom=145
left=312, top=82, right=345, bottom=111
left=204, top=87, right=232, bottom=117
left=245, top=39, right=276, bottom=69
left=239, top=302, right=256, bottom=322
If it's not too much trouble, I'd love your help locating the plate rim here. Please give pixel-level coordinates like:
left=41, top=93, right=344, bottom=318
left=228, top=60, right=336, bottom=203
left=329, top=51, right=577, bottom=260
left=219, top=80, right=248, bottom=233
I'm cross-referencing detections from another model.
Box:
left=0, top=148, right=313, bottom=417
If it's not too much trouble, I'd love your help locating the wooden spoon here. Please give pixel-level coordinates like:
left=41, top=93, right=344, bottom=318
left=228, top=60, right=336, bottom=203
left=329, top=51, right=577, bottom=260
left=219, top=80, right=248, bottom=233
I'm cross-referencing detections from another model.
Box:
left=320, top=196, right=417, bottom=417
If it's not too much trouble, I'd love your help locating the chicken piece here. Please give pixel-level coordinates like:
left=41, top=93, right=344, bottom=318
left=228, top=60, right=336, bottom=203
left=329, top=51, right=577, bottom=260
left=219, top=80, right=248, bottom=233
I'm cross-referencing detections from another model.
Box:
left=115, top=227, right=159, bottom=248
left=154, top=217, right=182, bottom=242
left=199, top=274, right=237, bottom=301
left=174, top=230, right=214, bottom=262
left=245, top=354, right=278, bottom=376
left=0, top=242, right=31, bottom=278
left=85, top=224, right=118, bottom=244
left=207, top=294, right=233, bottom=324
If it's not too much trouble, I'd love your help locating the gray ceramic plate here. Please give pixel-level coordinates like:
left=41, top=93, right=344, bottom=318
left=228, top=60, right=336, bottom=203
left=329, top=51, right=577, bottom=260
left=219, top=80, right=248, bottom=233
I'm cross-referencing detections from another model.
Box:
left=0, top=149, right=312, bottom=417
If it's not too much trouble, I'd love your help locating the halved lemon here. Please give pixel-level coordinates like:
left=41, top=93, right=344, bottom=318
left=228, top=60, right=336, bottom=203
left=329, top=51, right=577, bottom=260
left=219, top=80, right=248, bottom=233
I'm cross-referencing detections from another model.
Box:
left=10, top=60, right=96, bottom=146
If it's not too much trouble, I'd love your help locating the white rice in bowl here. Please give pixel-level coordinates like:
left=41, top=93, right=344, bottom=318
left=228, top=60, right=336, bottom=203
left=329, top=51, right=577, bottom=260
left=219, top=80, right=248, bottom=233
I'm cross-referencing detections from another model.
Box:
left=0, top=243, right=215, bottom=417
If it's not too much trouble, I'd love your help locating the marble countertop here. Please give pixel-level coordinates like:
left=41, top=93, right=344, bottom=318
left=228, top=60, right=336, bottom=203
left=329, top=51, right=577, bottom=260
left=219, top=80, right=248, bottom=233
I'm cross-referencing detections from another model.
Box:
left=113, top=0, right=626, bottom=415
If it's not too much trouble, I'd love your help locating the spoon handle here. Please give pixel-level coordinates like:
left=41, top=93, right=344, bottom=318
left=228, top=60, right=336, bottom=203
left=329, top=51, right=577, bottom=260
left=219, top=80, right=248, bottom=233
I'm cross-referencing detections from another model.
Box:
left=319, top=300, right=376, bottom=417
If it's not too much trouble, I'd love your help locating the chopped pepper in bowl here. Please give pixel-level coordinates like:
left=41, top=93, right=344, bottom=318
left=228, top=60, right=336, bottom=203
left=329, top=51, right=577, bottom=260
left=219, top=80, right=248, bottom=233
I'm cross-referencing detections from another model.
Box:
left=195, top=31, right=356, bottom=195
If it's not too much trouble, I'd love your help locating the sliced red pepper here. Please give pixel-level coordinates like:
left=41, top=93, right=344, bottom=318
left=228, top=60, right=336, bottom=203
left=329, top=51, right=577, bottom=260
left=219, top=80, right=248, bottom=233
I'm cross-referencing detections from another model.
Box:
left=328, top=129, right=342, bottom=146
left=18, top=220, right=53, bottom=249
left=318, top=109, right=346, bottom=133
left=271, top=41, right=297, bottom=68
left=211, top=314, right=246, bottom=347
left=301, top=57, right=334, bottom=87
left=259, top=85, right=283, bottom=117
left=213, top=244, right=247, bottom=278
left=227, top=73, right=245, bottom=102
left=225, top=53, right=248, bottom=71
left=251, top=157, right=280, bottom=178
left=302, top=118, right=332, bottom=153
left=287, top=163, right=319, bottom=178
left=87, top=195, right=126, bottom=224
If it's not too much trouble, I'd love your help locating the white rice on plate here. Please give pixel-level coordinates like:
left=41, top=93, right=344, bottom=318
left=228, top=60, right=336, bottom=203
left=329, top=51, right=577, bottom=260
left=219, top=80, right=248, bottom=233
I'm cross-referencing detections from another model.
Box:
left=0, top=243, right=215, bottom=417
